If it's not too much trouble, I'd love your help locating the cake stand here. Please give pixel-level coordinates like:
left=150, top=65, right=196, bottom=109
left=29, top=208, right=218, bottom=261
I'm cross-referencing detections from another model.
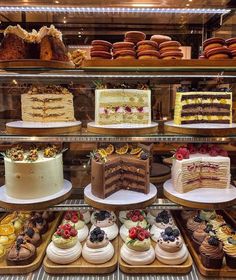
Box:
left=84, top=183, right=157, bottom=210
left=164, top=121, right=236, bottom=136
left=87, top=122, right=158, bottom=135
left=0, top=179, right=72, bottom=210
left=163, top=179, right=236, bottom=209
left=6, top=121, right=81, bottom=135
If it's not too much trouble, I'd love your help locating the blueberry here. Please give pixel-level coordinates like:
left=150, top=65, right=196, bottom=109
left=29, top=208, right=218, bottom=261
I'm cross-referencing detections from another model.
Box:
left=162, top=234, right=169, bottom=242
left=172, top=229, right=180, bottom=237
left=194, top=216, right=202, bottom=223
left=168, top=235, right=175, bottom=242
left=208, top=236, right=219, bottom=246
left=140, top=153, right=148, bottom=160
left=26, top=227, right=35, bottom=238
left=165, top=227, right=173, bottom=236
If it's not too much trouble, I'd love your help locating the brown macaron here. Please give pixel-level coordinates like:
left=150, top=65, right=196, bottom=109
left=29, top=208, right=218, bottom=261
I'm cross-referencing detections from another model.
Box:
left=231, top=49, right=236, bottom=59
left=90, top=51, right=112, bottom=60
left=160, top=51, right=183, bottom=60
left=137, top=50, right=160, bottom=60
left=226, top=38, right=236, bottom=50
left=124, top=31, right=146, bottom=44
left=113, top=50, right=136, bottom=59
left=91, top=40, right=112, bottom=52
left=137, top=40, right=158, bottom=53
left=203, top=37, right=225, bottom=52
left=159, top=41, right=181, bottom=50
left=150, top=35, right=172, bottom=45
left=112, top=42, right=135, bottom=55
left=205, top=46, right=231, bottom=59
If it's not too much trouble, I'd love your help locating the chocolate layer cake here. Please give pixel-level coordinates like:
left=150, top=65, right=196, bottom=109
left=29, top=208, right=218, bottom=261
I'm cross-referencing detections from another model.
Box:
left=174, top=89, right=232, bottom=125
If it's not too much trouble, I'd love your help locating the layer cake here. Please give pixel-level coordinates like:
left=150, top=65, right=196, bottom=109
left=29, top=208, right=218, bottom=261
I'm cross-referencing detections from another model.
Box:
left=172, top=145, right=230, bottom=193
left=21, top=85, right=75, bottom=122
left=174, top=89, right=232, bottom=125
left=91, top=144, right=150, bottom=199
left=95, top=89, right=151, bottom=125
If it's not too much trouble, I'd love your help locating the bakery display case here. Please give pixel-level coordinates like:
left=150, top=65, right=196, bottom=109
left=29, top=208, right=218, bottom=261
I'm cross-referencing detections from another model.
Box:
left=0, top=0, right=235, bottom=279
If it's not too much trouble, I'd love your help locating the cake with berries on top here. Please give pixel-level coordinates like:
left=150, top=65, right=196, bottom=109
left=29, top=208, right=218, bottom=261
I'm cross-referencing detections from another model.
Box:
left=46, top=223, right=82, bottom=264
left=172, top=144, right=230, bottom=193
left=120, top=226, right=155, bottom=265
left=155, top=226, right=189, bottom=265
left=61, top=211, right=89, bottom=242
left=82, top=227, right=114, bottom=264
left=91, top=143, right=150, bottom=199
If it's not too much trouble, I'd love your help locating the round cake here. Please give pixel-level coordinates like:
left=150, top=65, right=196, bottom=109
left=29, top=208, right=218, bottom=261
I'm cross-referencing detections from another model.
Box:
left=4, top=146, right=64, bottom=199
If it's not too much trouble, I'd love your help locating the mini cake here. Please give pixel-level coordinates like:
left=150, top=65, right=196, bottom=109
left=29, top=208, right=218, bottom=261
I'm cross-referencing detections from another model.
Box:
left=217, top=224, right=234, bottom=243
left=209, top=214, right=226, bottom=230
left=192, top=223, right=215, bottom=252
left=224, top=235, right=236, bottom=268
left=37, top=25, right=69, bottom=61
left=199, top=236, right=224, bottom=269
left=172, top=144, right=230, bottom=193
left=17, top=227, right=42, bottom=247
left=186, top=215, right=205, bottom=234
left=155, top=227, right=189, bottom=265
left=120, top=210, right=148, bottom=242
left=25, top=214, right=48, bottom=235
left=150, top=210, right=176, bottom=242
left=62, top=211, right=89, bottom=242
left=90, top=210, right=118, bottom=241
left=82, top=227, right=114, bottom=264
left=120, top=226, right=155, bottom=265
left=91, top=144, right=150, bottom=199
left=4, top=146, right=64, bottom=199
left=21, top=85, right=75, bottom=122
left=7, top=237, right=36, bottom=265
left=95, top=88, right=151, bottom=125
left=46, top=223, right=82, bottom=264
left=124, top=31, right=146, bottom=44
left=174, top=87, right=232, bottom=125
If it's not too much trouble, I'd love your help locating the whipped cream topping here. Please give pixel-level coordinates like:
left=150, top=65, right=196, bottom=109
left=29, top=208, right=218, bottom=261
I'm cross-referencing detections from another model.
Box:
left=37, top=25, right=62, bottom=43
left=4, top=25, right=28, bottom=40
left=82, top=242, right=114, bottom=264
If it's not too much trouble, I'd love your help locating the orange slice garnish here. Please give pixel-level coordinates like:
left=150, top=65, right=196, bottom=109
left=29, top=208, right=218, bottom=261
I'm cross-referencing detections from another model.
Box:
left=115, top=143, right=129, bottom=155
left=0, top=224, right=15, bottom=236
left=0, top=214, right=16, bottom=225
left=105, top=144, right=114, bottom=155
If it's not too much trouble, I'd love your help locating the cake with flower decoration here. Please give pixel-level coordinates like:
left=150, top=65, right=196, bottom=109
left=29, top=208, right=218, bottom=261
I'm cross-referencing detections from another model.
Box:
left=46, top=223, right=82, bottom=264
left=120, top=226, right=155, bottom=265
left=171, top=144, right=230, bottom=193
left=95, top=88, right=151, bottom=125
left=90, top=143, right=150, bottom=199
left=3, top=145, right=64, bottom=199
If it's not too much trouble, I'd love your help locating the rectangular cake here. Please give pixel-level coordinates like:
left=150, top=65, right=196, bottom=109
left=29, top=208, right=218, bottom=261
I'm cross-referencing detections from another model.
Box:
left=21, top=85, right=75, bottom=122
left=95, top=89, right=151, bottom=125
left=174, top=90, right=232, bottom=125
left=172, top=152, right=230, bottom=193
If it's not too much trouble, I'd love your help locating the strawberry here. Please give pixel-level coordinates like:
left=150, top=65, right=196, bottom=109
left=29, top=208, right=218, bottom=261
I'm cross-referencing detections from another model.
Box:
left=131, top=215, right=139, bottom=222
left=71, top=215, right=79, bottom=223
left=137, top=231, right=145, bottom=241
left=138, top=215, right=144, bottom=221
left=129, top=228, right=137, bottom=239
left=175, top=153, right=183, bottom=161
left=70, top=228, right=78, bottom=237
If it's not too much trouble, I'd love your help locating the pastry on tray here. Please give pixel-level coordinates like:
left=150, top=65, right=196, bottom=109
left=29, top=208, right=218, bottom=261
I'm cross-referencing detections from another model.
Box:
left=180, top=210, right=197, bottom=224
left=192, top=223, right=215, bottom=252
left=62, top=211, right=89, bottom=242
left=17, top=227, right=42, bottom=247
left=82, top=227, right=114, bottom=264
left=120, top=210, right=148, bottom=242
left=90, top=210, right=118, bottom=241
left=120, top=226, right=155, bottom=265
left=79, top=209, right=91, bottom=224
left=46, top=223, right=82, bottom=264
left=217, top=224, right=235, bottom=243
left=39, top=211, right=55, bottom=223
left=224, top=235, right=236, bottom=268
left=0, top=223, right=17, bottom=249
left=25, top=214, right=48, bottom=235
left=155, top=227, right=189, bottom=265
left=199, top=210, right=217, bottom=222
left=186, top=215, right=205, bottom=235
left=7, top=237, right=36, bottom=265
left=208, top=214, right=226, bottom=230
left=150, top=210, right=176, bottom=242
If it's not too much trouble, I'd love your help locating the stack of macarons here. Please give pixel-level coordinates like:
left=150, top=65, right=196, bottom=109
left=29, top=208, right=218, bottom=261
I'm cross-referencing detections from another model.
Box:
left=90, top=40, right=112, bottom=60
left=158, top=41, right=183, bottom=60
left=137, top=40, right=159, bottom=60
left=124, top=31, right=146, bottom=44
left=201, top=37, right=232, bottom=60
left=226, top=38, right=236, bottom=59
left=112, top=42, right=136, bottom=59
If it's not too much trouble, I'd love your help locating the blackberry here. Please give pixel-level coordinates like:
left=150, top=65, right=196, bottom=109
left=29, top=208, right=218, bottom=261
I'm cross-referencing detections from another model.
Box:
left=208, top=236, right=219, bottom=246
left=172, top=229, right=180, bottom=237
left=97, top=234, right=104, bottom=242
left=165, top=227, right=173, bottom=236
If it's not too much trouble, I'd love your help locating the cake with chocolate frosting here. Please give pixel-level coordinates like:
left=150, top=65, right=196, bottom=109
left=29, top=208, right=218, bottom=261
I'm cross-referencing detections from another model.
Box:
left=90, top=144, right=150, bottom=199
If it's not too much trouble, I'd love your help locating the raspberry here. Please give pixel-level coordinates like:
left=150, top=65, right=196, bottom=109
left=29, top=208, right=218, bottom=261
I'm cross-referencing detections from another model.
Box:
left=176, top=153, right=183, bottom=161
left=56, top=229, right=62, bottom=236
left=137, top=232, right=145, bottom=241
left=71, top=216, right=79, bottom=223
left=131, top=215, right=139, bottom=222
left=70, top=228, right=77, bottom=237
left=129, top=228, right=137, bottom=239
left=134, top=210, right=141, bottom=216
left=139, top=215, right=144, bottom=221
left=64, top=213, right=71, bottom=220
left=199, top=147, right=207, bottom=154
left=63, top=224, right=72, bottom=231
left=144, top=230, right=150, bottom=238
left=209, top=149, right=218, bottom=157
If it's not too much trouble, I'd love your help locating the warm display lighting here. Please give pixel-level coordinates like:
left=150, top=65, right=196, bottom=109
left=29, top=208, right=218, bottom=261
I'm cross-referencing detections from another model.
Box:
left=0, top=6, right=231, bottom=14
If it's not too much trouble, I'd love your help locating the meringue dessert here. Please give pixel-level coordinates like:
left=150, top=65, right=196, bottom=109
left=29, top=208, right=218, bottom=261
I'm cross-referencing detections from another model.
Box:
left=91, top=210, right=116, bottom=224
left=80, top=209, right=91, bottom=224
left=46, top=223, right=82, bottom=264
left=62, top=211, right=89, bottom=242
left=90, top=210, right=118, bottom=241
left=120, top=226, right=155, bottom=265
left=150, top=210, right=176, bottom=242
left=147, top=209, right=163, bottom=225
left=82, top=227, right=114, bottom=264
left=120, top=210, right=148, bottom=242
left=155, top=227, right=189, bottom=265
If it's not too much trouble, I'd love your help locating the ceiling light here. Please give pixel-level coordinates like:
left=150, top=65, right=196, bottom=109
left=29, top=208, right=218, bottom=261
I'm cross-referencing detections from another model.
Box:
left=132, top=4, right=154, bottom=7
left=186, top=4, right=190, bottom=6
left=55, top=1, right=60, bottom=3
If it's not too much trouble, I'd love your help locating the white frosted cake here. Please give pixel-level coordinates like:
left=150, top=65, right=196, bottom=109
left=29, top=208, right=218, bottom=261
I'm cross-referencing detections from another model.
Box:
left=4, top=146, right=64, bottom=199
left=95, top=89, right=151, bottom=125
left=21, top=85, right=75, bottom=122
left=171, top=145, right=230, bottom=193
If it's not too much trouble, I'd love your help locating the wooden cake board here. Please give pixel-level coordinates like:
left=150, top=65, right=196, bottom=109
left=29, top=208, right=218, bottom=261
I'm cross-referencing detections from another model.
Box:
left=119, top=237, right=192, bottom=274
left=84, top=183, right=157, bottom=211
left=164, top=121, right=236, bottom=136
left=0, top=59, right=75, bottom=69
left=163, top=180, right=236, bottom=210
left=43, top=237, right=118, bottom=274
left=6, top=121, right=81, bottom=135
left=87, top=122, right=158, bottom=136
left=0, top=179, right=72, bottom=211
left=174, top=211, right=236, bottom=278
left=0, top=213, right=62, bottom=274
